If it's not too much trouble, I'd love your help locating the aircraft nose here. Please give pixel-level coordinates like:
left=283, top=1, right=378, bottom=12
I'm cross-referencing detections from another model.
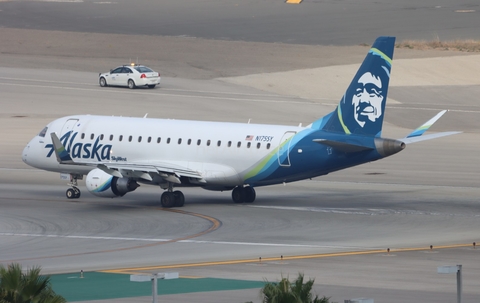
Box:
left=22, top=144, right=30, bottom=163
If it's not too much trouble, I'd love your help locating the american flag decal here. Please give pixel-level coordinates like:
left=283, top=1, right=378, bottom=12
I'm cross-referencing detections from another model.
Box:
left=245, top=135, right=254, bottom=141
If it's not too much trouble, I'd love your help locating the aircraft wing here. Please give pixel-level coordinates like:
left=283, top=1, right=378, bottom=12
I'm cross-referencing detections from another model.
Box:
left=400, top=110, right=461, bottom=144
left=50, top=133, right=204, bottom=184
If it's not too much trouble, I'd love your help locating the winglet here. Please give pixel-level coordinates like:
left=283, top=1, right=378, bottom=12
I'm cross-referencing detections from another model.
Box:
left=401, top=110, right=461, bottom=144
left=406, top=110, right=447, bottom=138
left=50, top=132, right=75, bottom=164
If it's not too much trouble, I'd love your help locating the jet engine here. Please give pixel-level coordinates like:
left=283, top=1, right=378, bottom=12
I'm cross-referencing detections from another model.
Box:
left=86, top=168, right=139, bottom=198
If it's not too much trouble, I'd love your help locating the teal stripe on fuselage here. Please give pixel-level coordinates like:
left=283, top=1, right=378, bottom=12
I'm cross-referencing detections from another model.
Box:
left=243, top=128, right=315, bottom=184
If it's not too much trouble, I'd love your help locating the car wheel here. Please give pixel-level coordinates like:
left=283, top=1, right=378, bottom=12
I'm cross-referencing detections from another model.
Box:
left=148, top=85, right=156, bottom=89
left=128, top=79, right=136, bottom=89
left=99, top=77, right=107, bottom=87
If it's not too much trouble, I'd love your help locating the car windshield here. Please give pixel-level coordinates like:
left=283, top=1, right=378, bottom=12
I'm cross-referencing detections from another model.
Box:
left=134, top=66, right=153, bottom=73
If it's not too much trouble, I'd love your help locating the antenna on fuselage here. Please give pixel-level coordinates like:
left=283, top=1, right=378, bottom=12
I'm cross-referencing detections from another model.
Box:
left=144, top=113, right=148, bottom=118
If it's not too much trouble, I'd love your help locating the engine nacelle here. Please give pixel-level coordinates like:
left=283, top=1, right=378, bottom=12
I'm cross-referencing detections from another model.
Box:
left=86, top=168, right=139, bottom=198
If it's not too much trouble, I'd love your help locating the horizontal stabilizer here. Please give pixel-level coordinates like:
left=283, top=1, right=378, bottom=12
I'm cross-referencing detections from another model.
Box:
left=401, top=110, right=461, bottom=144
left=402, top=131, right=462, bottom=144
left=313, top=139, right=373, bottom=153
left=406, top=110, right=447, bottom=138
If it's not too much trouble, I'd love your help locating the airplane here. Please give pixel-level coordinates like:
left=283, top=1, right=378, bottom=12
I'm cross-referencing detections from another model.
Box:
left=21, top=36, right=459, bottom=208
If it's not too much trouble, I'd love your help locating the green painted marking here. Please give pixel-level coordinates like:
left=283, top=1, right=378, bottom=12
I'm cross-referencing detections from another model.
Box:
left=49, top=272, right=264, bottom=302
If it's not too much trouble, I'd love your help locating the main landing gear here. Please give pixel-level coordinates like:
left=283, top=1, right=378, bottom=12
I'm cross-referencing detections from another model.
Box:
left=160, top=183, right=185, bottom=208
left=232, top=186, right=256, bottom=203
left=66, top=174, right=81, bottom=199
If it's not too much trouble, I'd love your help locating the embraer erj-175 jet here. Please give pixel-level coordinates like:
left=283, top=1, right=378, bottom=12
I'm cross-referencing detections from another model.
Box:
left=22, top=36, right=458, bottom=208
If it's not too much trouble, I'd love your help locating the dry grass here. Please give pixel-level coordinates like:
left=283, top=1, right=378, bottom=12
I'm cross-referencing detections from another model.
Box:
left=396, top=39, right=480, bottom=52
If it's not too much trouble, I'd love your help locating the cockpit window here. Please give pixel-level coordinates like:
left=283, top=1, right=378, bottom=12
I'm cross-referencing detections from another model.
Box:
left=38, top=127, right=48, bottom=137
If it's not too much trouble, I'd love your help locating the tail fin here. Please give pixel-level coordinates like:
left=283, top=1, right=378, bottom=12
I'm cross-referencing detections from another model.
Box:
left=313, top=36, right=395, bottom=137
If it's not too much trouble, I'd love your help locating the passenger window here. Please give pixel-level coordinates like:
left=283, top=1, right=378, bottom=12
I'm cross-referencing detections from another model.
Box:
left=197, top=139, right=201, bottom=146
left=109, top=135, right=113, bottom=141
left=38, top=127, right=48, bottom=137
left=206, top=140, right=211, bottom=146
left=187, top=139, right=192, bottom=145
left=148, top=136, right=151, bottom=143
left=100, top=134, right=104, bottom=140
left=157, top=137, right=161, bottom=143
left=167, top=138, right=171, bottom=144
left=81, top=133, right=85, bottom=139
left=128, top=136, right=132, bottom=142
left=257, top=143, right=261, bottom=149
left=247, top=142, right=251, bottom=148
left=228, top=141, right=232, bottom=147
left=267, top=143, right=271, bottom=149
left=119, top=135, right=123, bottom=142
left=138, top=136, right=142, bottom=143
left=237, top=142, right=241, bottom=148
left=178, top=138, right=182, bottom=144
left=217, top=140, right=221, bottom=147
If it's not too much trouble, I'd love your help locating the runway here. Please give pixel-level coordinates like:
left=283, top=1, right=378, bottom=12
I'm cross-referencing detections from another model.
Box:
left=1, top=1, right=480, bottom=302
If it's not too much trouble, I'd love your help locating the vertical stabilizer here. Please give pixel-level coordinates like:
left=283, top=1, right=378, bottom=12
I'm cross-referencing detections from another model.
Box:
left=316, top=36, right=395, bottom=137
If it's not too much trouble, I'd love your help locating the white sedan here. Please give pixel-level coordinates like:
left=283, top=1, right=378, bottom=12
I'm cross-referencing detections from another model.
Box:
left=99, top=64, right=161, bottom=89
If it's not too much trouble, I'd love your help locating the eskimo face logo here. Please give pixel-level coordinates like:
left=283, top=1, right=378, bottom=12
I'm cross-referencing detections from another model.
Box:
left=352, top=72, right=384, bottom=128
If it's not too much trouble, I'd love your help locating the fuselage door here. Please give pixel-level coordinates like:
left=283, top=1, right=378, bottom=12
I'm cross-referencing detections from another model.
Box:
left=60, top=119, right=79, bottom=137
left=277, top=131, right=296, bottom=167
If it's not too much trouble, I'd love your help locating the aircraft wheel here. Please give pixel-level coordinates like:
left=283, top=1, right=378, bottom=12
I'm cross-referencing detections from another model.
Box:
left=73, top=187, right=81, bottom=198
left=173, top=191, right=185, bottom=207
left=128, top=79, right=136, bottom=89
left=232, top=187, right=245, bottom=203
left=244, top=186, right=256, bottom=203
left=66, top=188, right=76, bottom=199
left=161, top=192, right=175, bottom=208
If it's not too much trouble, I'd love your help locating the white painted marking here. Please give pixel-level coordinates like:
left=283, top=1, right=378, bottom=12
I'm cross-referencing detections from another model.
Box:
left=246, top=205, right=480, bottom=217
left=0, top=76, right=291, bottom=98
left=33, top=0, right=83, bottom=2
left=0, top=232, right=372, bottom=249
left=0, top=82, right=322, bottom=105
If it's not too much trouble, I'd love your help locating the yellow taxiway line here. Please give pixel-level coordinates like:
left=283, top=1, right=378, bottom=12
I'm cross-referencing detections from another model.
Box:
left=102, top=243, right=475, bottom=274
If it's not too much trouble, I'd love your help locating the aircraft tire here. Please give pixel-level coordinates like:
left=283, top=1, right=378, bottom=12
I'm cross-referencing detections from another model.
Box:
left=244, top=186, right=256, bottom=203
left=128, top=79, right=136, bottom=89
left=66, top=188, right=76, bottom=199
left=161, top=192, right=175, bottom=208
left=232, top=187, right=245, bottom=203
left=73, top=187, right=81, bottom=198
left=99, top=77, right=107, bottom=87
left=173, top=191, right=185, bottom=207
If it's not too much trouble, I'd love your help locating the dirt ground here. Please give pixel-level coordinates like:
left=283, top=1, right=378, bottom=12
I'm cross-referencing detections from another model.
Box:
left=0, top=28, right=470, bottom=80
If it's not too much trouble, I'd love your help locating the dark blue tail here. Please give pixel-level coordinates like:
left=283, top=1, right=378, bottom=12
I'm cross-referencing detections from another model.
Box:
left=313, top=36, right=395, bottom=137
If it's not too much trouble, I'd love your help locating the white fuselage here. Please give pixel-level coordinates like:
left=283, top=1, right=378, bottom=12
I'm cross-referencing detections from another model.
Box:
left=23, top=115, right=306, bottom=188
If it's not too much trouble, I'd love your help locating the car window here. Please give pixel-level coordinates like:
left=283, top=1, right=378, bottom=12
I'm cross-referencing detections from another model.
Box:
left=134, top=66, right=153, bottom=73
left=123, top=67, right=133, bottom=73
left=111, top=67, right=123, bottom=73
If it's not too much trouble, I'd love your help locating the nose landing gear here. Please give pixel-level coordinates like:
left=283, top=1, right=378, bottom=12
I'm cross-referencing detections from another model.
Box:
left=66, top=174, right=82, bottom=199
